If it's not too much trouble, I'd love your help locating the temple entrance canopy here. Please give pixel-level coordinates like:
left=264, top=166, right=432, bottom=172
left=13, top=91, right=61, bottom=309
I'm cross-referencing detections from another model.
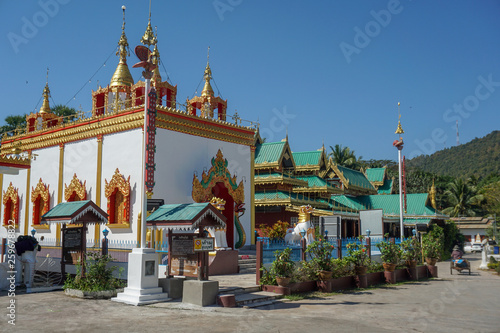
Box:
left=41, top=200, right=108, bottom=277
left=192, top=149, right=246, bottom=249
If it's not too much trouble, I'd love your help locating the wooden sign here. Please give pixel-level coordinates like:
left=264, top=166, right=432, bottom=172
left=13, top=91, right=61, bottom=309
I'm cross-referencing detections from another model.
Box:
left=62, top=227, right=84, bottom=264
left=168, top=233, right=198, bottom=277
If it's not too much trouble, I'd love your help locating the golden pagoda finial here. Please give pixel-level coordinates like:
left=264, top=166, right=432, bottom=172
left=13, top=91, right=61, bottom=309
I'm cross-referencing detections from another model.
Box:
left=151, top=27, right=162, bottom=82
left=141, top=0, right=157, bottom=48
left=201, top=46, right=214, bottom=97
left=395, top=101, right=404, bottom=134
left=40, top=67, right=51, bottom=114
left=110, top=6, right=134, bottom=88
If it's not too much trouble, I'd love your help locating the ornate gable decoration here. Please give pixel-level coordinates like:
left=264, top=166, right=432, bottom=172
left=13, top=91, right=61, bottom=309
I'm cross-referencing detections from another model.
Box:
left=3, top=182, right=19, bottom=226
left=31, top=178, right=50, bottom=222
left=64, top=174, right=87, bottom=201
left=104, top=168, right=131, bottom=224
left=31, top=178, right=50, bottom=205
left=192, top=149, right=244, bottom=204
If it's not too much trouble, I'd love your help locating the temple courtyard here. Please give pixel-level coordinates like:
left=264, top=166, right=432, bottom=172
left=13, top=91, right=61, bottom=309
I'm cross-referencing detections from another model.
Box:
left=1, top=253, right=498, bottom=333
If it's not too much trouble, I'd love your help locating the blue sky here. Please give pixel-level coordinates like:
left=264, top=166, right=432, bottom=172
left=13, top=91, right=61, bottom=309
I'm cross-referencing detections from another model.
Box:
left=1, top=0, right=499, bottom=161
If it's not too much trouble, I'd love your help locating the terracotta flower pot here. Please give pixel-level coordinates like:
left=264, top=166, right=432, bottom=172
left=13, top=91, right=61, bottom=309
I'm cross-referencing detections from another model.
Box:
left=318, top=270, right=333, bottom=281
left=383, top=263, right=397, bottom=272
left=425, top=257, right=437, bottom=266
left=276, top=277, right=291, bottom=287
left=354, top=266, right=367, bottom=275
left=405, top=260, right=417, bottom=268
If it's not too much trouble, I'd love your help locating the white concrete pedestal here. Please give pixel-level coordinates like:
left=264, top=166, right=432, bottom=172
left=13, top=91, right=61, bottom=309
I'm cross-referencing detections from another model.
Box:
left=112, top=248, right=171, bottom=306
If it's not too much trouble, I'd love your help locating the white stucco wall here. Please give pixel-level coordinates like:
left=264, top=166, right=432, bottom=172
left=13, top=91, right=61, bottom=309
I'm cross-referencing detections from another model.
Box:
left=155, top=129, right=252, bottom=246
left=29, top=145, right=60, bottom=236
left=101, top=129, right=143, bottom=241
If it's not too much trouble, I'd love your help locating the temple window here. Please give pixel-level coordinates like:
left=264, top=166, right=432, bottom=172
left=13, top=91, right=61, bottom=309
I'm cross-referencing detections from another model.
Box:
left=2, top=182, right=19, bottom=228
left=31, top=179, right=50, bottom=226
left=105, top=168, right=130, bottom=227
left=64, top=174, right=87, bottom=202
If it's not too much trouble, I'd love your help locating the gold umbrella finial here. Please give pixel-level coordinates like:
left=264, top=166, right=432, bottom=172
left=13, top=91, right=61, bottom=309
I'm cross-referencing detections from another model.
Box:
left=395, top=102, right=404, bottom=134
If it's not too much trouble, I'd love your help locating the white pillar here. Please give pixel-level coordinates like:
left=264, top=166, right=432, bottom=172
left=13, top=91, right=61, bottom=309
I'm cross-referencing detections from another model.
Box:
left=398, top=149, right=404, bottom=239
left=140, top=78, right=150, bottom=249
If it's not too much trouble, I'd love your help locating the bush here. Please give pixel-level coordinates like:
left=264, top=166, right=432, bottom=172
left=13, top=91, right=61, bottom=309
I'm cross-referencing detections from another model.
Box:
left=258, top=220, right=290, bottom=241
left=331, top=258, right=352, bottom=278
left=63, top=252, right=124, bottom=292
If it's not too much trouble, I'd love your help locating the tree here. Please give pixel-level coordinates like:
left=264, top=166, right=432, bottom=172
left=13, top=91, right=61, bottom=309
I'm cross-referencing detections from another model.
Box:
left=481, top=180, right=500, bottom=217
left=328, top=144, right=362, bottom=170
left=0, top=114, right=27, bottom=137
left=442, top=178, right=484, bottom=217
left=51, top=104, right=78, bottom=123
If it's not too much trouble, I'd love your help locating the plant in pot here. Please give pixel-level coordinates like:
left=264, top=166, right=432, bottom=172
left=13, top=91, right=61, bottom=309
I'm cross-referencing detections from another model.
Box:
left=270, top=248, right=295, bottom=287
left=377, top=235, right=402, bottom=272
left=401, top=237, right=421, bottom=267
left=422, top=234, right=442, bottom=266
left=345, top=236, right=370, bottom=275
left=306, top=239, right=335, bottom=280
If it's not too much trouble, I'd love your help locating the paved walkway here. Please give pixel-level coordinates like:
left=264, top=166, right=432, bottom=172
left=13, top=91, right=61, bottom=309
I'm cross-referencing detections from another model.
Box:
left=1, top=253, right=498, bottom=333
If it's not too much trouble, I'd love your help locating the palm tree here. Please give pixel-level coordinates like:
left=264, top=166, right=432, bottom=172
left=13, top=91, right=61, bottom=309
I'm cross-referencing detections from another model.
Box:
left=442, top=178, right=484, bottom=217
left=328, top=144, right=363, bottom=170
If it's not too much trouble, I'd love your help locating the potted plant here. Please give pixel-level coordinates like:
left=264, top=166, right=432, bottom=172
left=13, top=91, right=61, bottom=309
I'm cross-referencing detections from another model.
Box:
left=377, top=235, right=402, bottom=272
left=422, top=234, right=442, bottom=265
left=401, top=237, right=421, bottom=267
left=306, top=239, right=335, bottom=280
left=345, top=236, right=370, bottom=275
left=270, top=248, right=295, bottom=286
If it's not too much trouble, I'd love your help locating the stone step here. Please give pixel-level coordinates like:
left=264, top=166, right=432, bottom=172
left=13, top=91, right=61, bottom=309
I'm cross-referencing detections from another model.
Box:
left=238, top=262, right=256, bottom=269
left=239, top=268, right=256, bottom=274
left=238, top=254, right=257, bottom=260
left=234, top=291, right=282, bottom=307
left=218, top=286, right=260, bottom=295
left=238, top=259, right=257, bottom=264
left=242, top=298, right=291, bottom=309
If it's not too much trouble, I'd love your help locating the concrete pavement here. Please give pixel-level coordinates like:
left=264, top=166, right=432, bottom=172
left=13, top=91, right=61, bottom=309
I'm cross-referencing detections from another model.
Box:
left=1, top=253, right=498, bottom=333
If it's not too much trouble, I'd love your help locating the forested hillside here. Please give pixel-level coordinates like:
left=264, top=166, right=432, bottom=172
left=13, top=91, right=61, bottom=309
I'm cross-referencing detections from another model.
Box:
left=406, top=131, right=500, bottom=179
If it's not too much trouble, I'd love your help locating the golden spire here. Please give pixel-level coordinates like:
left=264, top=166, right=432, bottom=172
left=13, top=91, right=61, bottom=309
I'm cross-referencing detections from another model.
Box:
left=110, top=6, right=134, bottom=88
left=141, top=0, right=157, bottom=47
left=395, top=102, right=404, bottom=134
left=40, top=68, right=51, bottom=114
left=151, top=28, right=162, bottom=82
left=201, top=47, right=214, bottom=97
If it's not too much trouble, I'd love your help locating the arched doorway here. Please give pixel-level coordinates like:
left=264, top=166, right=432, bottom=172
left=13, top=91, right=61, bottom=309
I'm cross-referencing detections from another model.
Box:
left=212, top=182, right=234, bottom=248
left=192, top=149, right=245, bottom=249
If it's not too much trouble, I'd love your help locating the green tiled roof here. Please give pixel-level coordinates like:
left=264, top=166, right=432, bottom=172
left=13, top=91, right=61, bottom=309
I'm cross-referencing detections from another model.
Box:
left=377, top=179, right=393, bottom=194
left=365, top=168, right=385, bottom=183
left=336, top=165, right=376, bottom=191
left=147, top=203, right=211, bottom=222
left=255, top=190, right=329, bottom=208
left=330, top=195, right=367, bottom=211
left=403, top=218, right=432, bottom=226
left=297, top=175, right=328, bottom=187
left=254, top=142, right=286, bottom=164
left=43, top=200, right=91, bottom=218
left=330, top=193, right=441, bottom=217
left=255, top=171, right=308, bottom=186
left=292, top=151, right=321, bottom=167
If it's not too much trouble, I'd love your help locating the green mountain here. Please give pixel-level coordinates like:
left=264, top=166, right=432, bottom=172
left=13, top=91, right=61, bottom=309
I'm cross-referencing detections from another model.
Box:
left=406, top=131, right=500, bottom=179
